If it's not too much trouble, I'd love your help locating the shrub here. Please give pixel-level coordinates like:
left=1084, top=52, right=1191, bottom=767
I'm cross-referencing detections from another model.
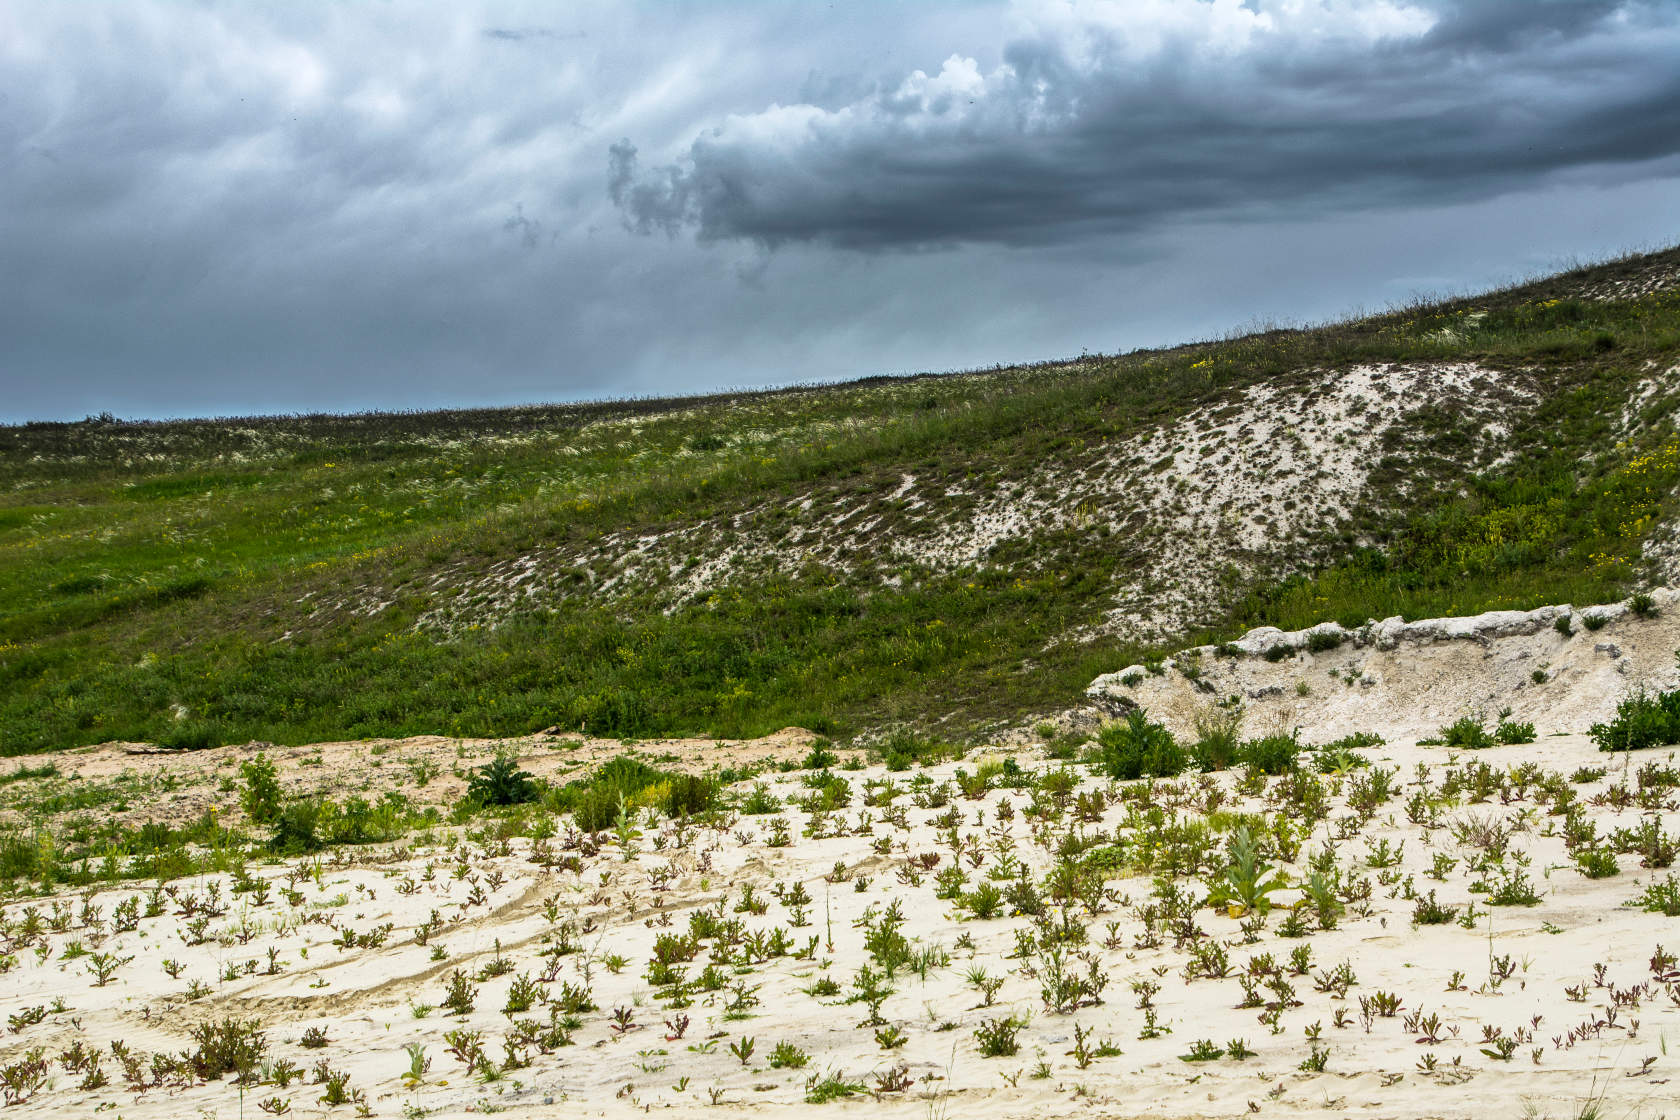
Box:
left=1262, top=644, right=1293, bottom=663
left=1590, top=687, right=1680, bottom=752
left=973, top=1016, right=1024, bottom=1057
left=1582, top=612, right=1608, bottom=631
left=239, top=753, right=283, bottom=824
left=1493, top=720, right=1536, bottom=745
left=1636, top=876, right=1680, bottom=916
left=1629, top=592, right=1659, bottom=619
left=1306, top=630, right=1343, bottom=653
left=269, top=800, right=327, bottom=855
left=768, top=1041, right=809, bottom=1069
left=1190, top=703, right=1243, bottom=772
left=160, top=719, right=226, bottom=751
left=1411, top=890, right=1457, bottom=925
left=185, top=1017, right=268, bottom=1081
left=877, top=729, right=953, bottom=770
left=1239, top=732, right=1301, bottom=775
left=1094, top=710, right=1187, bottom=781
left=467, top=755, right=538, bottom=807
left=1554, top=615, right=1574, bottom=637
left=1575, top=848, right=1618, bottom=879
left=1438, top=716, right=1494, bottom=750
left=552, top=755, right=717, bottom=828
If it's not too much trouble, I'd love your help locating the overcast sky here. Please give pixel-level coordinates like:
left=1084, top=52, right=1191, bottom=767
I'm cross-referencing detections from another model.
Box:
left=3, top=0, right=1678, bottom=423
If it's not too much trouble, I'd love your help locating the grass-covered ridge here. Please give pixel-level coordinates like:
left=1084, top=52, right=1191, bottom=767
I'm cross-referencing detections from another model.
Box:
left=3, top=248, right=1679, bottom=752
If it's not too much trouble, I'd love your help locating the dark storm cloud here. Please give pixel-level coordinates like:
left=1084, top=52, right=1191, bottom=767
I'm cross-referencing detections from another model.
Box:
left=1, top=0, right=1676, bottom=423
left=610, top=0, right=1680, bottom=249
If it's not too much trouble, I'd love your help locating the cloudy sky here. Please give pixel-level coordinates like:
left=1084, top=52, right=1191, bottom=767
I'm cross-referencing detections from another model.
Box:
left=3, top=0, right=1679, bottom=423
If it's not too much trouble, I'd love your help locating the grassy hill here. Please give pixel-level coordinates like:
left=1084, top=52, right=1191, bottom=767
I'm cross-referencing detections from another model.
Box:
left=3, top=247, right=1679, bottom=754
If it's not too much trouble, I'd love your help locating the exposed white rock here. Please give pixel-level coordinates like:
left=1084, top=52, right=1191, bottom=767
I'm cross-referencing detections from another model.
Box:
left=1087, top=588, right=1679, bottom=743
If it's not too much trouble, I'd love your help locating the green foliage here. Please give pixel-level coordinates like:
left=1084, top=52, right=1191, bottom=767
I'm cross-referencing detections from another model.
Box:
left=1438, top=716, right=1495, bottom=750
left=1493, top=720, right=1536, bottom=745
left=1636, top=876, right=1680, bottom=916
left=1238, top=732, right=1301, bottom=775
left=239, top=752, right=282, bottom=824
left=1207, top=826, right=1289, bottom=916
left=876, top=729, right=956, bottom=770
left=804, top=1070, right=867, bottom=1103
left=1591, top=685, right=1680, bottom=752
left=1411, top=890, right=1457, bottom=925
left=1575, top=847, right=1619, bottom=879
left=1190, top=703, right=1243, bottom=772
left=185, top=1017, right=268, bottom=1081
left=1094, top=710, right=1187, bottom=781
left=2, top=253, right=1678, bottom=752
left=551, top=756, right=718, bottom=831
left=269, top=793, right=425, bottom=855
left=466, top=755, right=538, bottom=807
left=973, top=1016, right=1024, bottom=1057
left=767, top=1041, right=809, bottom=1069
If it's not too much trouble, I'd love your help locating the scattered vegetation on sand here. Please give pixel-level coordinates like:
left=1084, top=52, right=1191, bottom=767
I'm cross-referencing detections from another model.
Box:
left=3, top=250, right=1680, bottom=751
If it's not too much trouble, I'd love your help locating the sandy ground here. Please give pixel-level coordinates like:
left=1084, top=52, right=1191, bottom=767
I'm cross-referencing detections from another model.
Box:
left=0, top=719, right=1676, bottom=1119
left=0, top=727, right=820, bottom=834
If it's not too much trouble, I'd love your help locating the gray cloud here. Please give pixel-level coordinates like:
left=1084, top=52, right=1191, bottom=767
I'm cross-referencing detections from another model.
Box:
left=611, top=1, right=1680, bottom=249
left=0, top=0, right=1676, bottom=423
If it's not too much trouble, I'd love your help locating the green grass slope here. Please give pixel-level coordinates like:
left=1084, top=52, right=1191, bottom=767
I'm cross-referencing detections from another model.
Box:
left=3, top=247, right=1679, bottom=753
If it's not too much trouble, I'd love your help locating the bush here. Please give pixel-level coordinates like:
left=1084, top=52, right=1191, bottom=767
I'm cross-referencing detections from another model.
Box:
left=1575, top=848, right=1619, bottom=879
left=1094, top=710, right=1187, bottom=781
left=270, top=800, right=327, bottom=855
left=1439, top=716, right=1494, bottom=750
left=973, top=1016, right=1024, bottom=1057
left=269, top=794, right=420, bottom=854
left=1190, top=703, right=1243, bottom=772
left=1239, top=732, right=1301, bottom=775
left=1306, top=630, right=1343, bottom=653
left=1554, top=615, right=1574, bottom=637
left=551, top=755, right=718, bottom=830
left=1635, top=876, right=1680, bottom=916
left=239, top=753, right=282, bottom=824
left=1494, top=720, right=1536, bottom=745
left=877, top=729, right=953, bottom=770
left=1590, top=687, right=1680, bottom=752
left=159, top=719, right=226, bottom=751
left=1629, top=592, right=1659, bottom=618
left=467, top=755, right=538, bottom=807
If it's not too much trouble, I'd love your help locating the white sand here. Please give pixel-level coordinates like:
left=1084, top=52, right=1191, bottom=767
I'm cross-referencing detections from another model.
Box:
left=0, top=722, right=1676, bottom=1119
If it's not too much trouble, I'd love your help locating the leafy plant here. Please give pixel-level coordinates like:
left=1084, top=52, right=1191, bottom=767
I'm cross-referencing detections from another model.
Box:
left=767, top=1041, right=809, bottom=1069
left=973, top=1016, right=1024, bottom=1057
left=1209, top=826, right=1289, bottom=917
left=467, top=755, right=538, bottom=807
left=1591, top=685, right=1680, bottom=752
left=240, top=753, right=283, bottom=824
left=1094, top=710, right=1187, bottom=781
left=1438, top=716, right=1495, bottom=750
left=1494, top=720, right=1537, bottom=745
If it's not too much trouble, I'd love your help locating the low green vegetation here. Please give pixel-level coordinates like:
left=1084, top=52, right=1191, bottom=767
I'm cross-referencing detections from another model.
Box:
left=2, top=249, right=1678, bottom=752
left=1590, top=671, right=1680, bottom=752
